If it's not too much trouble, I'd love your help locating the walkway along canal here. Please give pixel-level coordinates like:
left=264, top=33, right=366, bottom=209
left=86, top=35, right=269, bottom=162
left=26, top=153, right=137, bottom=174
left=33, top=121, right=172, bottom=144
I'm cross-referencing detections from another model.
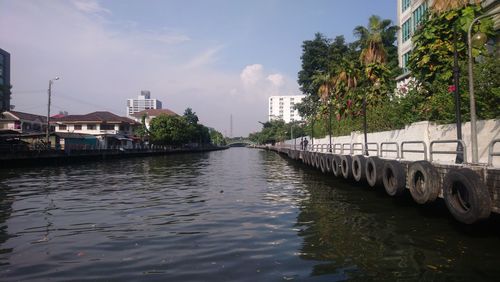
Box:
left=268, top=139, right=500, bottom=224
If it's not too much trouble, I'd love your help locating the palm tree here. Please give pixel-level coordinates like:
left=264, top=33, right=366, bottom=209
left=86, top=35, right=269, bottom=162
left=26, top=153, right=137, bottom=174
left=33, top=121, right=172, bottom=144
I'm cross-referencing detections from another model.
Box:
left=354, top=15, right=396, bottom=155
left=312, top=71, right=336, bottom=148
left=312, top=72, right=335, bottom=104
left=354, top=15, right=396, bottom=67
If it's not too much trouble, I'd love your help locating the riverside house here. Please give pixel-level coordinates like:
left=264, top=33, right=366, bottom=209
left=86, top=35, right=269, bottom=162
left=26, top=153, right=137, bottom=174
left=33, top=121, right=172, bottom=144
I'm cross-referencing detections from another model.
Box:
left=0, top=110, right=47, bottom=133
left=51, top=111, right=140, bottom=149
left=131, top=108, right=178, bottom=129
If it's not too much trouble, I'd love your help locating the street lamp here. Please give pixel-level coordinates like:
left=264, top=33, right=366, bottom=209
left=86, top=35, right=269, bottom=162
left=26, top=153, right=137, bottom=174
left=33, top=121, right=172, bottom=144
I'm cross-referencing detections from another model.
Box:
left=46, top=76, right=60, bottom=147
left=328, top=100, right=332, bottom=152
left=467, top=10, right=500, bottom=164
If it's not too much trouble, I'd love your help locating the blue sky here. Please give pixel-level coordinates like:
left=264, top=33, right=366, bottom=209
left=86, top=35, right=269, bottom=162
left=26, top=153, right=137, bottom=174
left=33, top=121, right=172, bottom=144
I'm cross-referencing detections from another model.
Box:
left=0, top=0, right=396, bottom=136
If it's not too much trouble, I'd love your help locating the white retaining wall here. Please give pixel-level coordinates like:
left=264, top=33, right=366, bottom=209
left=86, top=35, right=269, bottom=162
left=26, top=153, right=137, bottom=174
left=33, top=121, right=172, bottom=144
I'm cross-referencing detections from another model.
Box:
left=284, top=119, right=500, bottom=166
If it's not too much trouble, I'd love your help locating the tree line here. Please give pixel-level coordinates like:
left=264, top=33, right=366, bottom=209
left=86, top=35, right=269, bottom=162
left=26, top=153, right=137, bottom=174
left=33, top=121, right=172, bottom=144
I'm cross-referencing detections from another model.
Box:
left=136, top=108, right=226, bottom=147
left=250, top=1, right=498, bottom=144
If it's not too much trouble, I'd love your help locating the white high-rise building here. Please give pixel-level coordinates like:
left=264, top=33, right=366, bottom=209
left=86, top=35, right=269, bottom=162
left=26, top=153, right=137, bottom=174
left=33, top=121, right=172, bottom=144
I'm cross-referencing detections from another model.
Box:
left=126, top=90, right=162, bottom=117
left=397, top=0, right=429, bottom=76
left=268, top=95, right=305, bottom=123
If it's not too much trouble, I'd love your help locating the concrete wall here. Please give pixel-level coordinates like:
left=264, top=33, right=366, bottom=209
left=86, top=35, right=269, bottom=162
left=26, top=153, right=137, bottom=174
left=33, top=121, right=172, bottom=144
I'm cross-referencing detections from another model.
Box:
left=285, top=119, right=500, bottom=167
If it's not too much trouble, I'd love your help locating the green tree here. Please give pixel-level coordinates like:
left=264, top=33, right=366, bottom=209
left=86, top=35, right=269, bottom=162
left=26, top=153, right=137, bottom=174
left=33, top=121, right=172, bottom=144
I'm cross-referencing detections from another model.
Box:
left=149, top=115, right=190, bottom=146
left=298, top=33, right=331, bottom=97
left=183, top=107, right=199, bottom=125
left=134, top=113, right=149, bottom=140
left=209, top=128, right=226, bottom=146
left=407, top=3, right=497, bottom=122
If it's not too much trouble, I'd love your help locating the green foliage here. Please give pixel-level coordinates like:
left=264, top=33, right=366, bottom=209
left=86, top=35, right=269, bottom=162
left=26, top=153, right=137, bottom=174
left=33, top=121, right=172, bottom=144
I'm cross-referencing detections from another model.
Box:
left=209, top=128, right=226, bottom=146
left=149, top=115, right=190, bottom=145
left=183, top=107, right=199, bottom=125
left=473, top=55, right=500, bottom=119
left=249, top=120, right=306, bottom=145
left=149, top=108, right=222, bottom=146
left=134, top=114, right=149, bottom=140
left=291, top=7, right=498, bottom=143
left=408, top=5, right=492, bottom=83
left=298, top=33, right=331, bottom=96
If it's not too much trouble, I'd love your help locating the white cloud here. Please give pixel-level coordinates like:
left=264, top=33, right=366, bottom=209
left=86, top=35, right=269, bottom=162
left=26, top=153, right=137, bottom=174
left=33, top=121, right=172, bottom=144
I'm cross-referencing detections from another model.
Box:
left=184, top=45, right=223, bottom=69
left=73, top=0, right=111, bottom=14
left=0, top=1, right=300, bottom=136
left=239, top=64, right=298, bottom=98
left=267, top=73, right=284, bottom=87
left=140, top=30, right=191, bottom=45
left=240, top=64, right=264, bottom=86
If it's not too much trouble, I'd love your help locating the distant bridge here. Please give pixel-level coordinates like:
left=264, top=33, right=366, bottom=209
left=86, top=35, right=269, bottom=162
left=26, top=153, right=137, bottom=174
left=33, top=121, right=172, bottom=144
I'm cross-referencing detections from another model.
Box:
left=226, top=138, right=254, bottom=147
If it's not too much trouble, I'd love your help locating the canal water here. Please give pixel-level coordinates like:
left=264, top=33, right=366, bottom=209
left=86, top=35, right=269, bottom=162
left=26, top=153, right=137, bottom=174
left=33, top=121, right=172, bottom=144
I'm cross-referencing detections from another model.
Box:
left=0, top=148, right=499, bottom=281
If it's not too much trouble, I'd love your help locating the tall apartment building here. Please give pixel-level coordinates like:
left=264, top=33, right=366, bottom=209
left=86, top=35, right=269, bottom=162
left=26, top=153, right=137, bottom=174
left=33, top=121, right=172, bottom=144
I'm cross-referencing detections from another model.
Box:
left=126, top=90, right=162, bottom=117
left=0, top=48, right=11, bottom=112
left=268, top=95, right=305, bottom=123
left=397, top=0, right=429, bottom=76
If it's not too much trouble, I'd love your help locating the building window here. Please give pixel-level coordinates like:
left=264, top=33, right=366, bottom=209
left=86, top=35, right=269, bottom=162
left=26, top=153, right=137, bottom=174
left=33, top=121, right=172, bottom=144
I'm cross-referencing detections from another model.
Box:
left=413, top=3, right=428, bottom=31
left=402, top=19, right=412, bottom=42
left=59, top=124, right=67, bottom=130
left=87, top=124, right=96, bottom=130
left=74, top=125, right=82, bottom=130
left=402, top=0, right=411, bottom=12
left=100, top=124, right=114, bottom=130
left=402, top=51, right=411, bottom=73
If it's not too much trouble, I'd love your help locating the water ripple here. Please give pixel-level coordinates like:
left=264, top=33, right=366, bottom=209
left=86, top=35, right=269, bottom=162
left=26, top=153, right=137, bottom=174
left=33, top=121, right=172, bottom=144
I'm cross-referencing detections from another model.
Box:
left=0, top=148, right=499, bottom=281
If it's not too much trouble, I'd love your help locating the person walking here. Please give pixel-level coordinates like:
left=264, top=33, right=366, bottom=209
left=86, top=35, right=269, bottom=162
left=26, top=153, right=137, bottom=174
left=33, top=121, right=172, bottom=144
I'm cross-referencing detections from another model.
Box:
left=303, top=137, right=309, bottom=151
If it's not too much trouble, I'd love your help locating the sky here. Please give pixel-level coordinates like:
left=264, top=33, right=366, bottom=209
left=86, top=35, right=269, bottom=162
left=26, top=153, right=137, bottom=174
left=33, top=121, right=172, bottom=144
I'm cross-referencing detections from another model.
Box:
left=0, top=0, right=396, bottom=136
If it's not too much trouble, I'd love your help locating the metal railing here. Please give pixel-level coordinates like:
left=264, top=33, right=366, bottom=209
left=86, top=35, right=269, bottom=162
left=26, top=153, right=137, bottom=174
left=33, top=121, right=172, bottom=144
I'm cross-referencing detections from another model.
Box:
left=429, top=140, right=467, bottom=163
left=341, top=143, right=351, bottom=155
left=488, top=139, right=500, bottom=166
left=351, top=143, right=364, bottom=155
left=333, top=144, right=342, bottom=154
left=380, top=142, right=400, bottom=159
left=272, top=138, right=499, bottom=167
left=366, top=142, right=379, bottom=157
left=320, top=144, right=329, bottom=152
left=401, top=141, right=427, bottom=161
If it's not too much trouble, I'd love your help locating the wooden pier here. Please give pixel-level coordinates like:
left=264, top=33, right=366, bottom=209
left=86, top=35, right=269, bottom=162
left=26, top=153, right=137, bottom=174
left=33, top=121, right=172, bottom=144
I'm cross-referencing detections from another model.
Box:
left=267, top=139, right=500, bottom=224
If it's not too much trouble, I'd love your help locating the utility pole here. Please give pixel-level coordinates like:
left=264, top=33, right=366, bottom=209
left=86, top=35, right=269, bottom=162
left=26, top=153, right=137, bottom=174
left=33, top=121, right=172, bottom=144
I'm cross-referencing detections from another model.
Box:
left=46, top=77, right=60, bottom=147
left=453, top=26, right=463, bottom=164
left=230, top=114, right=233, bottom=138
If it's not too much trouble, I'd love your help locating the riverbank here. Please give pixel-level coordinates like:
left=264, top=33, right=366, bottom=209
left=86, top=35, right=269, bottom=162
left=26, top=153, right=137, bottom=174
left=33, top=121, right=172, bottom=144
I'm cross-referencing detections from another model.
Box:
left=1, top=146, right=228, bottom=168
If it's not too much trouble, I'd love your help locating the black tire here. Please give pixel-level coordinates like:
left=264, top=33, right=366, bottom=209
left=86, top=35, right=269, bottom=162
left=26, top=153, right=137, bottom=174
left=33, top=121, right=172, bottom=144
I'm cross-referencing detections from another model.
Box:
left=443, top=168, right=492, bottom=224
left=331, top=155, right=342, bottom=177
left=408, top=161, right=440, bottom=204
left=340, top=155, right=353, bottom=179
left=352, top=155, right=366, bottom=182
left=319, top=155, right=328, bottom=173
left=324, top=154, right=332, bottom=173
left=315, top=154, right=321, bottom=169
left=382, top=160, right=406, bottom=196
left=308, top=152, right=314, bottom=166
left=302, top=151, right=309, bottom=164
left=366, top=157, right=384, bottom=187
left=314, top=153, right=321, bottom=169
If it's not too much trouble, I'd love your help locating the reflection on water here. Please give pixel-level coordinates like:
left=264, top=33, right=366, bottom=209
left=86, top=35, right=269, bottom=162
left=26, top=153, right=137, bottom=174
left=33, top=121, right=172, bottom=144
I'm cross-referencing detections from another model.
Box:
left=0, top=148, right=499, bottom=281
